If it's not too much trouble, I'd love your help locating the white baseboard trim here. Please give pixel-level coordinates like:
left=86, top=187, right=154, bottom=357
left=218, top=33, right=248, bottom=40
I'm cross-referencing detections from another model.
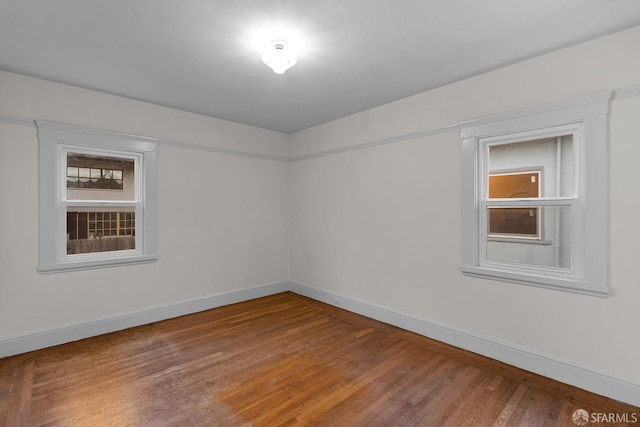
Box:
left=288, top=281, right=640, bottom=407
left=0, top=281, right=289, bottom=359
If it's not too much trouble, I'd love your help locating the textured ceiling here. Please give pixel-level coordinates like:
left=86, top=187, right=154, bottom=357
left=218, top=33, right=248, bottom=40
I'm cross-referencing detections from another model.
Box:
left=1, top=0, right=639, bottom=133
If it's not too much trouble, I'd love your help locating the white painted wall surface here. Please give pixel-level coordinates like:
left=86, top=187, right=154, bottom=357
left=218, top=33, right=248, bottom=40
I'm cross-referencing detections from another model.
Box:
left=0, top=71, right=290, bottom=337
left=290, top=26, right=640, bottom=386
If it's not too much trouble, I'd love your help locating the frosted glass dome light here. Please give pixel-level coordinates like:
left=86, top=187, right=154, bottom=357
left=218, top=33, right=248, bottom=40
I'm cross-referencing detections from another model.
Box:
left=261, top=40, right=297, bottom=74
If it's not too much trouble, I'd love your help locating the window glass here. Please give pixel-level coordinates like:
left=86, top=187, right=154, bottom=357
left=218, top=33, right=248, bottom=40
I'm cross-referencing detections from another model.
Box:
left=486, top=205, right=572, bottom=269
left=483, top=134, right=574, bottom=269
left=64, top=153, right=138, bottom=255
left=489, top=171, right=540, bottom=199
left=66, top=208, right=136, bottom=254
left=488, top=135, right=573, bottom=198
left=66, top=153, right=132, bottom=196
left=488, top=206, right=539, bottom=238
left=488, top=171, right=541, bottom=239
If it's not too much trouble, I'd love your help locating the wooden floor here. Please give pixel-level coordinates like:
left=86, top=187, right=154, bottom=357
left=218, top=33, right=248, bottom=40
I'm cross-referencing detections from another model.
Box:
left=1, top=292, right=638, bottom=426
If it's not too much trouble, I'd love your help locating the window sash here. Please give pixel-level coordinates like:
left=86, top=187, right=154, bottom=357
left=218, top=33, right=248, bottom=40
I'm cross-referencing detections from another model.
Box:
left=476, top=125, right=581, bottom=276
left=62, top=146, right=139, bottom=202
left=479, top=198, right=579, bottom=270
left=481, top=128, right=580, bottom=201
left=58, top=146, right=144, bottom=260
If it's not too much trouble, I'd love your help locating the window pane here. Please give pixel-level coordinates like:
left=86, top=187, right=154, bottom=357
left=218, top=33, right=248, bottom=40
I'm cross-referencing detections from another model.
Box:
left=66, top=207, right=136, bottom=255
left=489, top=135, right=573, bottom=198
left=66, top=153, right=133, bottom=200
left=90, top=168, right=101, bottom=182
left=486, top=206, right=572, bottom=269
left=78, top=168, right=91, bottom=188
left=489, top=172, right=539, bottom=199
left=488, top=207, right=539, bottom=238
left=67, top=167, right=79, bottom=187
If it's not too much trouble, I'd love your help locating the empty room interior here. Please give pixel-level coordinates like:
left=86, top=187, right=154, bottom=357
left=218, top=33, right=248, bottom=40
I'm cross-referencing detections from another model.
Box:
left=1, top=1, right=640, bottom=425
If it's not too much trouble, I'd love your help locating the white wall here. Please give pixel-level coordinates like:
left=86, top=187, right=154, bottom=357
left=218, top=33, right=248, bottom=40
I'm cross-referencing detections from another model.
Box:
left=290, top=25, right=640, bottom=394
left=0, top=71, right=290, bottom=338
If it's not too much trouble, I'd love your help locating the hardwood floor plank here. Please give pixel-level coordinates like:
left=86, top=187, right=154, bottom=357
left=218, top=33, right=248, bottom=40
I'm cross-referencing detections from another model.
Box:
left=1, top=357, right=33, bottom=427
left=0, top=292, right=638, bottom=426
left=493, top=383, right=528, bottom=426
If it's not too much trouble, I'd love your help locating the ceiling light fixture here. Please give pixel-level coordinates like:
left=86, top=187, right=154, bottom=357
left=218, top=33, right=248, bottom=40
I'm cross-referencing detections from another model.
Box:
left=261, top=39, right=297, bottom=74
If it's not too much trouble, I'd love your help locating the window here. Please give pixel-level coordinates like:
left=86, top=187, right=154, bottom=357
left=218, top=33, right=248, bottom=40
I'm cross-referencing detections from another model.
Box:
left=37, top=121, right=158, bottom=273
left=460, top=93, right=610, bottom=296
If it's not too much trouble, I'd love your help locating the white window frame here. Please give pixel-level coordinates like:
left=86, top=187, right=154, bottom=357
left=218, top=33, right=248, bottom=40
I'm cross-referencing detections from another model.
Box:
left=37, top=121, right=158, bottom=273
left=460, top=92, right=611, bottom=297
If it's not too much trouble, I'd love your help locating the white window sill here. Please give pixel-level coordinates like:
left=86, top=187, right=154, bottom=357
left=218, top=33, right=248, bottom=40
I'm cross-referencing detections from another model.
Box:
left=461, top=265, right=609, bottom=297
left=37, top=254, right=158, bottom=274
